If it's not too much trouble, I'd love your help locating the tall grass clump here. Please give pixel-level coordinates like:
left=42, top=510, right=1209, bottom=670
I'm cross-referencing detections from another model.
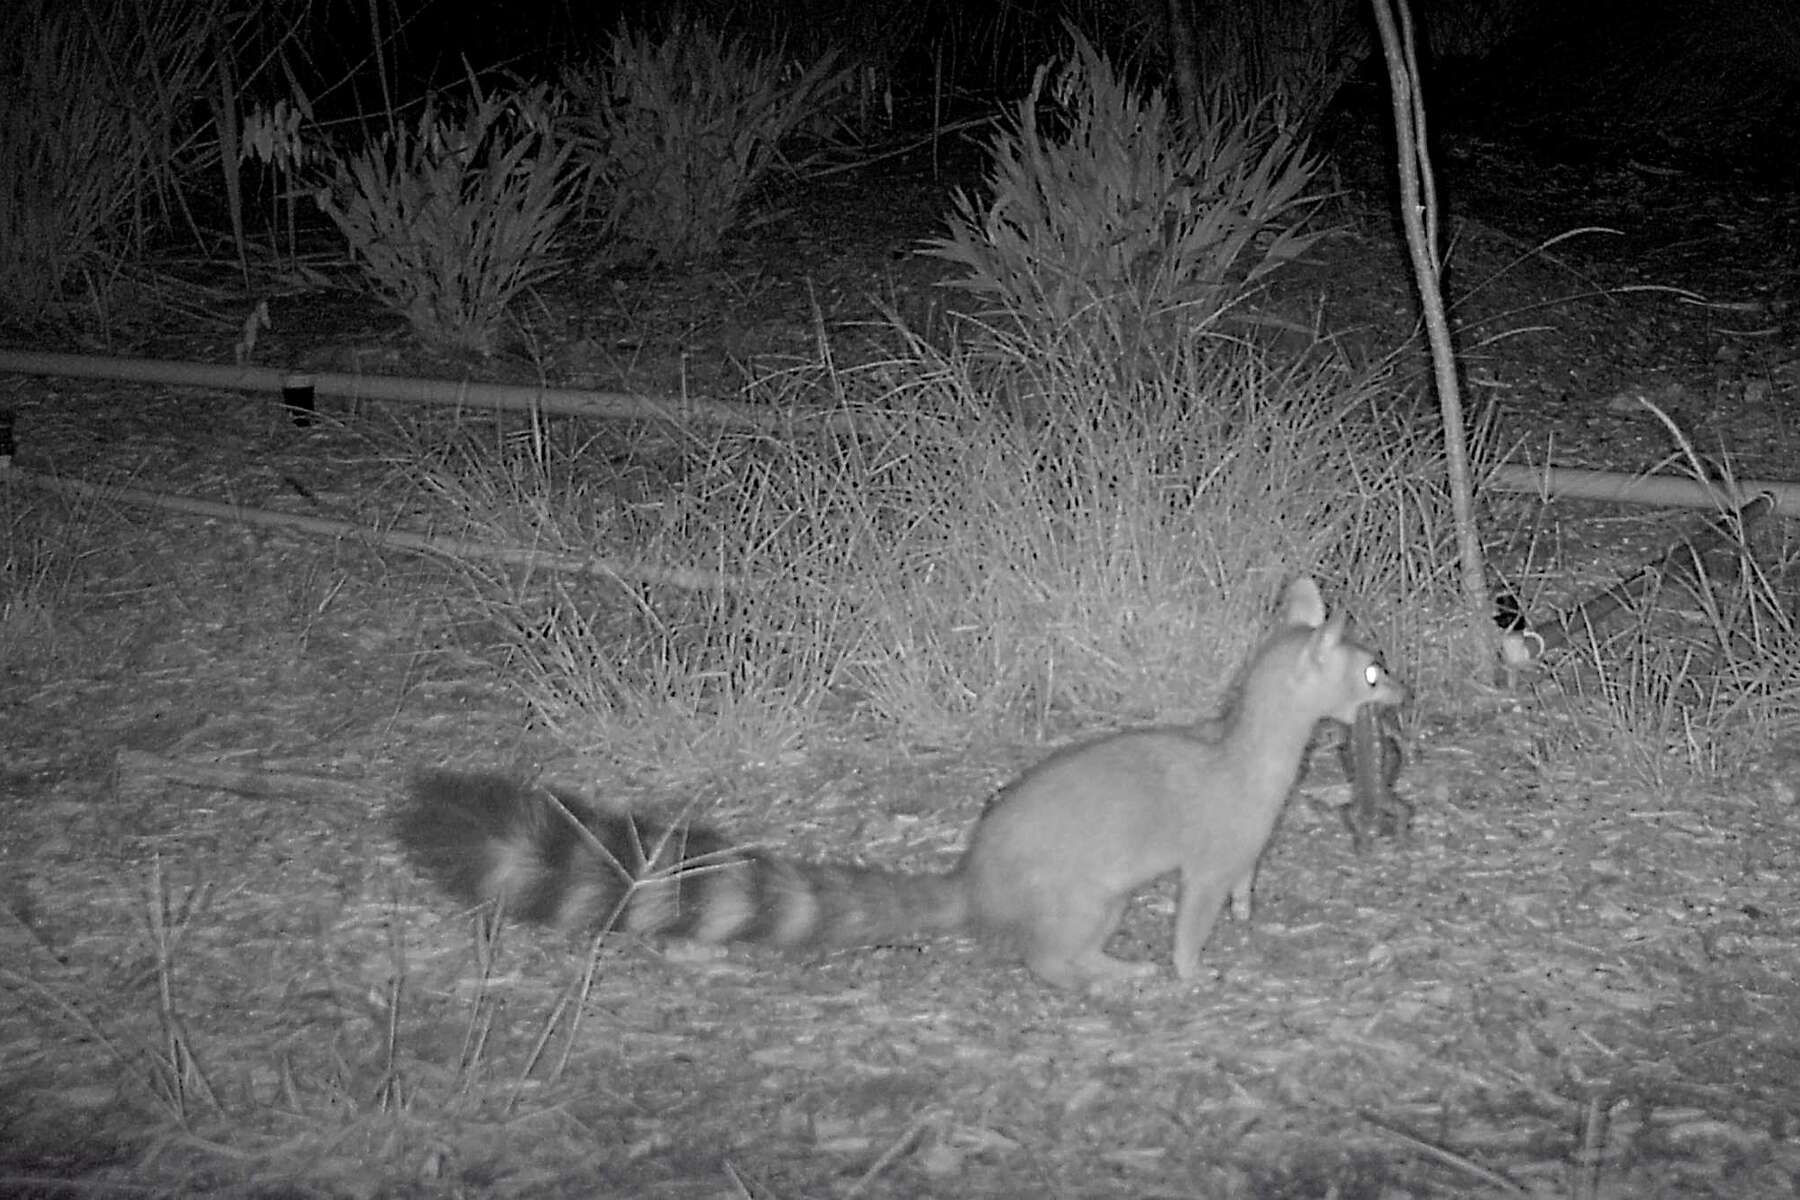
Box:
left=835, top=336, right=1452, bottom=739
left=395, top=409, right=880, bottom=763
left=1546, top=439, right=1800, bottom=793
left=404, top=331, right=1456, bottom=762
left=1557, top=557, right=1800, bottom=793
left=922, top=33, right=1323, bottom=381
left=565, top=18, right=848, bottom=265
left=0, top=0, right=207, bottom=318
left=1186, top=0, right=1370, bottom=138
left=316, top=81, right=578, bottom=355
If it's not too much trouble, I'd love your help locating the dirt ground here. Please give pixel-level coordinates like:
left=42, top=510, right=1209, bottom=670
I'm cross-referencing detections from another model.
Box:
left=2, top=111, right=1799, bottom=1197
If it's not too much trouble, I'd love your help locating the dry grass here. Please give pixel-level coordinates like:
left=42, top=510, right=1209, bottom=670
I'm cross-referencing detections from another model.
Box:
left=1548, top=516, right=1800, bottom=793
left=0, top=485, right=112, bottom=674
left=384, top=321, right=1464, bottom=768
left=1499, top=408, right=1800, bottom=793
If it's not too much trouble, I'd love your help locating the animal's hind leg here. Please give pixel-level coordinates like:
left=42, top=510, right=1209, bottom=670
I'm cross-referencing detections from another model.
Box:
left=1020, top=886, right=1155, bottom=990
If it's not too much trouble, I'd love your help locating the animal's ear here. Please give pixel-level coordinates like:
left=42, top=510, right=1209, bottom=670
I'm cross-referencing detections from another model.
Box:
left=1280, top=576, right=1326, bottom=629
left=1306, top=611, right=1347, bottom=663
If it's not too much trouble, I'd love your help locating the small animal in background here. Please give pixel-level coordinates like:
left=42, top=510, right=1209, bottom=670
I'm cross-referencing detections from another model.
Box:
left=396, top=577, right=1407, bottom=991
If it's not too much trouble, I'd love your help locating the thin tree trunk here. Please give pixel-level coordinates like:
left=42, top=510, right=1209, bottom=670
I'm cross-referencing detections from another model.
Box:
left=1164, top=0, right=1203, bottom=128
left=1370, top=0, right=1492, bottom=671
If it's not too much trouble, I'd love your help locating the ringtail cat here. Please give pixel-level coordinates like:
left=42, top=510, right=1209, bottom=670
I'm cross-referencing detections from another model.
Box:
left=396, top=577, right=1407, bottom=990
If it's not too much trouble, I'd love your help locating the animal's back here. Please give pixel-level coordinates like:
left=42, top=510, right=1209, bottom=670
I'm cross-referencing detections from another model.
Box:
left=964, top=728, right=1217, bottom=906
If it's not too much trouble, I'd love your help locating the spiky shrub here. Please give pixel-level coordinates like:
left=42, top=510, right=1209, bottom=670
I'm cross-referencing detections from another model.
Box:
left=922, top=34, right=1322, bottom=374
left=317, top=82, right=577, bottom=355
left=0, top=0, right=205, bottom=317
left=565, top=18, right=845, bottom=265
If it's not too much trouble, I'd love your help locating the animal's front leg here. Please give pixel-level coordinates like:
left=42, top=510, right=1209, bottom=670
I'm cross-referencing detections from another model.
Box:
left=1171, top=873, right=1232, bottom=981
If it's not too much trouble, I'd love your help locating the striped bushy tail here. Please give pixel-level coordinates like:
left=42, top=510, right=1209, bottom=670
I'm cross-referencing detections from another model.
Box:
left=396, top=771, right=969, bottom=949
